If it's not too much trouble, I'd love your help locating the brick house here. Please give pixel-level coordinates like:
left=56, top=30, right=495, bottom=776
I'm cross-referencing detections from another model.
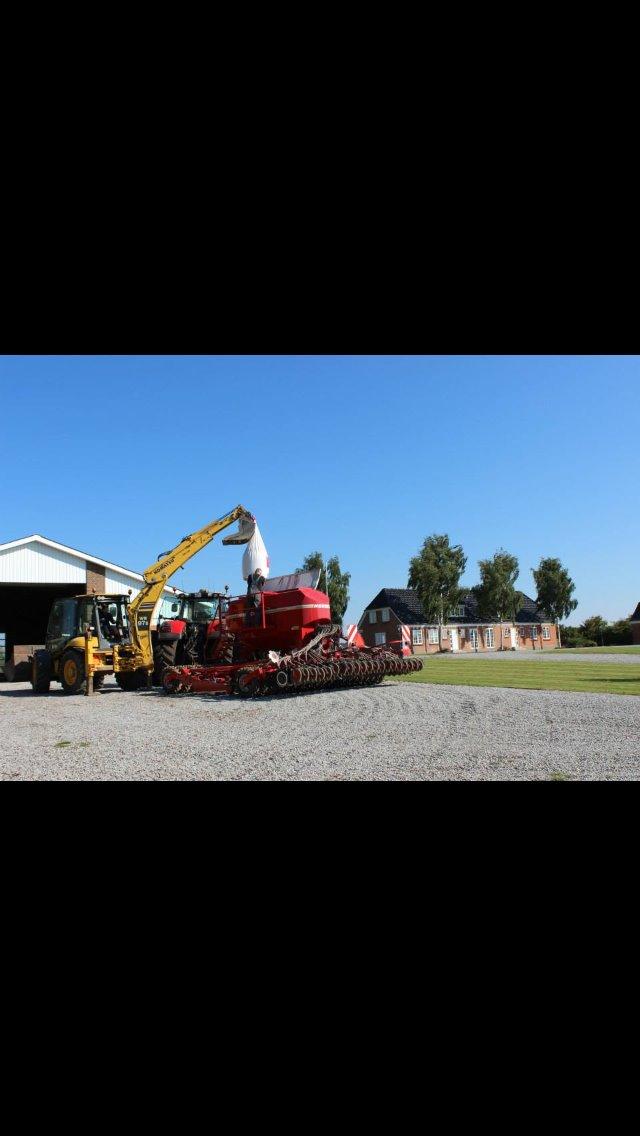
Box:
left=630, top=602, right=640, bottom=646
left=358, top=588, right=558, bottom=653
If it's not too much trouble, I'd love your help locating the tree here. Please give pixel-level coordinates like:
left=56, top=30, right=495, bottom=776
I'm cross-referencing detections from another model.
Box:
left=472, top=550, right=522, bottom=650
left=408, top=534, right=466, bottom=651
left=607, top=619, right=632, bottom=646
left=581, top=615, right=608, bottom=646
left=558, top=625, right=586, bottom=649
left=532, top=557, right=577, bottom=648
left=297, top=551, right=351, bottom=626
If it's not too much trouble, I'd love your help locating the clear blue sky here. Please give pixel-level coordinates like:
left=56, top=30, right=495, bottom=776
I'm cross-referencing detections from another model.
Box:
left=1, top=355, right=638, bottom=626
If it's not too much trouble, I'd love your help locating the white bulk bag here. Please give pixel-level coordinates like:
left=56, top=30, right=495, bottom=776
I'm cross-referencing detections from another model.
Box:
left=242, top=522, right=270, bottom=581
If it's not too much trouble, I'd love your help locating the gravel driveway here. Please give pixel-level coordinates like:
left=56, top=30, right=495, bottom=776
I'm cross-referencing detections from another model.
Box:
left=2, top=677, right=639, bottom=780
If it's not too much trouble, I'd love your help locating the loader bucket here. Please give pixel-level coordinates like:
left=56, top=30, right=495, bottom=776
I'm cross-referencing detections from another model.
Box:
left=222, top=515, right=255, bottom=545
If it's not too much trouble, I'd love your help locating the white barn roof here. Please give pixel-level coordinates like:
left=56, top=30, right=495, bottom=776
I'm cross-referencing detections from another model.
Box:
left=0, top=534, right=179, bottom=595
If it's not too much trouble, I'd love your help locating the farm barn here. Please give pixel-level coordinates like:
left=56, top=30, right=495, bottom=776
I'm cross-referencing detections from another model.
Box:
left=0, top=535, right=178, bottom=679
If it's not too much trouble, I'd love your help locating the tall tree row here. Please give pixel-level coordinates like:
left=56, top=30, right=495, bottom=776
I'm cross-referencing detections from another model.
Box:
left=408, top=535, right=578, bottom=650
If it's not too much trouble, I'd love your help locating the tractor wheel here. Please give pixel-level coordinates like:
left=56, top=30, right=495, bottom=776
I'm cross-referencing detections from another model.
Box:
left=153, top=639, right=178, bottom=685
left=60, top=650, right=86, bottom=695
left=31, top=649, right=52, bottom=694
left=115, top=669, right=147, bottom=691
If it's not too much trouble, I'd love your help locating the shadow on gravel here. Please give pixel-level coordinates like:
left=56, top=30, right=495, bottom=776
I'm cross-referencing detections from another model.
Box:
left=134, top=685, right=397, bottom=706
left=0, top=687, right=125, bottom=699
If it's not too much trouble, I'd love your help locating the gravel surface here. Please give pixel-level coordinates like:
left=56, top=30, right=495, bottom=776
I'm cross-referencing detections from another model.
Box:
left=2, top=677, right=639, bottom=780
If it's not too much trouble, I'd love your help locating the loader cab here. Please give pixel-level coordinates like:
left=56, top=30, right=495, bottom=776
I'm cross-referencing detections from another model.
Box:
left=46, top=594, right=131, bottom=656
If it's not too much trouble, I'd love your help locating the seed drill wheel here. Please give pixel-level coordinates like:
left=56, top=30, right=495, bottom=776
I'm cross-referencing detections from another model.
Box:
left=162, top=670, right=183, bottom=695
left=60, top=649, right=86, bottom=694
left=236, top=670, right=261, bottom=697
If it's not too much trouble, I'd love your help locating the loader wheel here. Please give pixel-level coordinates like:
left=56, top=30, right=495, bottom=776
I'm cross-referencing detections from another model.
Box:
left=153, top=639, right=178, bottom=685
left=60, top=650, right=86, bottom=695
left=115, top=669, right=147, bottom=691
left=31, top=650, right=52, bottom=694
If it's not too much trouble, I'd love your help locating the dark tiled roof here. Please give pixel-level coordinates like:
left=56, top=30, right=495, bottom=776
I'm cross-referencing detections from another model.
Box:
left=630, top=602, right=640, bottom=623
left=363, top=587, right=552, bottom=625
left=365, top=588, right=426, bottom=625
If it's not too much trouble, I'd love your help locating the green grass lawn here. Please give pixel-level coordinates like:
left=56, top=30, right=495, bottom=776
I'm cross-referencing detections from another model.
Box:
left=391, top=658, right=640, bottom=696
left=556, top=645, right=640, bottom=655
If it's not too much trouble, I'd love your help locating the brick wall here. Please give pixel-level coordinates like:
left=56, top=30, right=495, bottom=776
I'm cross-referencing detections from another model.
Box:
left=86, top=561, right=106, bottom=593
left=359, top=608, right=402, bottom=649
left=515, top=623, right=558, bottom=650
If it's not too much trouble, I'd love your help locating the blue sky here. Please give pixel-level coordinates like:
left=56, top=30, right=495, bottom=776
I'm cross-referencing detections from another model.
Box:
left=1, top=355, right=638, bottom=626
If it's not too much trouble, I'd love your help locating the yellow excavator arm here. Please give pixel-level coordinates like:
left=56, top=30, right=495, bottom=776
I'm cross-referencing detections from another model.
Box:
left=121, top=505, right=254, bottom=672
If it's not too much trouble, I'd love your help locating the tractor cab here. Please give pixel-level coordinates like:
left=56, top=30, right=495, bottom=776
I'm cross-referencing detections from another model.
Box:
left=162, top=592, right=221, bottom=630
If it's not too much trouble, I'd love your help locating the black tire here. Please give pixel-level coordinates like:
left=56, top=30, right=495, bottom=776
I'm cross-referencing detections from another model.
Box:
left=59, top=649, right=86, bottom=695
left=115, top=668, right=148, bottom=691
left=153, top=639, right=178, bottom=685
left=236, top=670, right=261, bottom=697
left=31, top=649, right=52, bottom=694
left=92, top=673, right=106, bottom=690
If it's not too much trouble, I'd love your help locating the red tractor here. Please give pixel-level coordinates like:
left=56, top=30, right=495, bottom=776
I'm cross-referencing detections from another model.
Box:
left=162, top=578, right=422, bottom=696
left=153, top=591, right=221, bottom=682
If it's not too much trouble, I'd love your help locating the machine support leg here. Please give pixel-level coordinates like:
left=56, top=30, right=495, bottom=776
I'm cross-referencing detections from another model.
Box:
left=84, top=630, right=94, bottom=696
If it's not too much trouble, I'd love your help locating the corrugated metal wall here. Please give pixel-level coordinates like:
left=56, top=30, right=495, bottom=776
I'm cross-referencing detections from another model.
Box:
left=0, top=542, right=85, bottom=583
left=104, top=568, right=143, bottom=596
left=104, top=570, right=178, bottom=613
left=0, top=544, right=179, bottom=628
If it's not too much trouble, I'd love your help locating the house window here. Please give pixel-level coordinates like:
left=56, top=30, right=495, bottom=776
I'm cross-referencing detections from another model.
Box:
left=412, top=628, right=423, bottom=645
left=457, top=604, right=466, bottom=618
left=485, top=628, right=494, bottom=648
left=542, top=626, right=551, bottom=640
left=428, top=628, right=438, bottom=644
left=531, top=626, right=538, bottom=640
left=380, top=608, right=390, bottom=623
left=503, top=627, right=511, bottom=636
left=469, top=629, right=478, bottom=649
left=375, top=632, right=386, bottom=646
left=368, top=610, right=377, bottom=624
left=442, top=628, right=448, bottom=639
